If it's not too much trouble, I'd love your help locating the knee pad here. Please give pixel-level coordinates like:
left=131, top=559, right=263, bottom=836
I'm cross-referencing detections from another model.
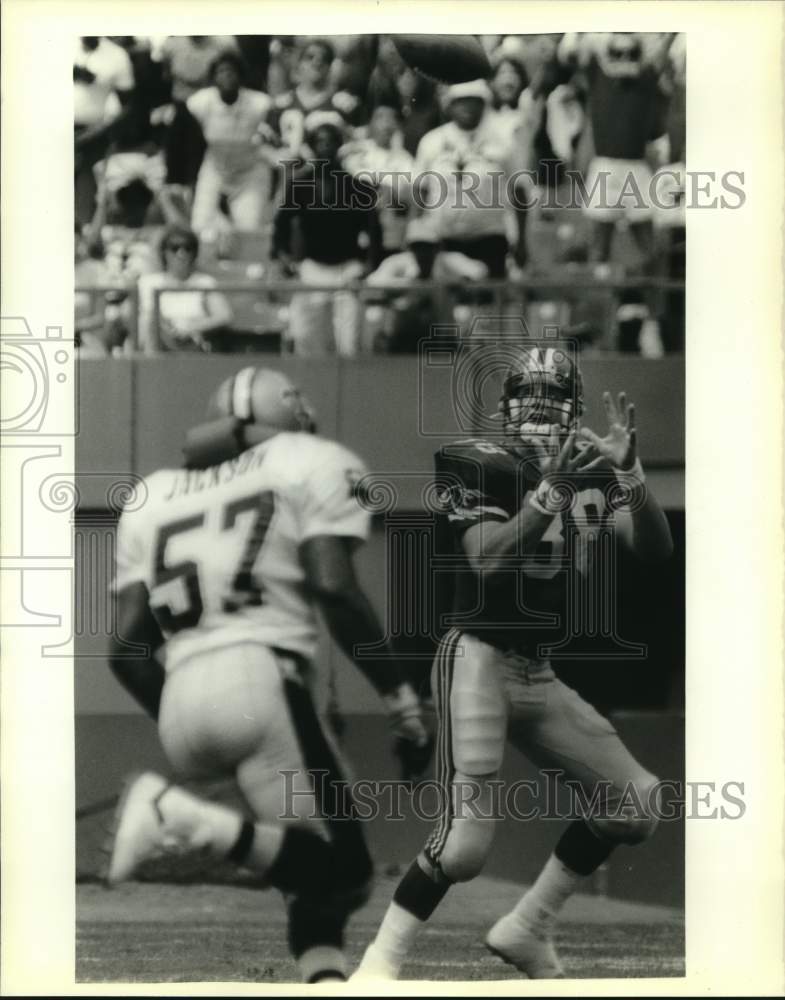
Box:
left=438, top=813, right=496, bottom=882
left=451, top=689, right=507, bottom=776
left=590, top=775, right=661, bottom=846
left=440, top=633, right=507, bottom=778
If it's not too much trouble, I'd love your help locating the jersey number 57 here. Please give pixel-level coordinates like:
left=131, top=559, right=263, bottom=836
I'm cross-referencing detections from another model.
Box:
left=150, top=491, right=276, bottom=634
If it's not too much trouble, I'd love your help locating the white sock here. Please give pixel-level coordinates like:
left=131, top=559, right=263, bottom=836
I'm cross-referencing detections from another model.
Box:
left=512, top=855, right=585, bottom=933
left=370, top=901, right=422, bottom=968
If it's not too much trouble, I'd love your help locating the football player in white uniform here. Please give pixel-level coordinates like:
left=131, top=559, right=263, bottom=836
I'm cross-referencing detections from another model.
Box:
left=106, top=366, right=429, bottom=983
left=354, top=345, right=674, bottom=980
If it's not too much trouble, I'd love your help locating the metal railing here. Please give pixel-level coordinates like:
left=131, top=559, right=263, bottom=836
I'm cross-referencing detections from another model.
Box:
left=76, top=275, right=685, bottom=355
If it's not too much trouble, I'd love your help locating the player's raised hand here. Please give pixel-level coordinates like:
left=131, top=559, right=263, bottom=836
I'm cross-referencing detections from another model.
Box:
left=524, top=426, right=602, bottom=479
left=578, top=391, right=637, bottom=470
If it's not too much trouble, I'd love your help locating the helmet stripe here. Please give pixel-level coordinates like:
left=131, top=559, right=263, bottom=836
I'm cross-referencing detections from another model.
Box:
left=232, top=366, right=256, bottom=421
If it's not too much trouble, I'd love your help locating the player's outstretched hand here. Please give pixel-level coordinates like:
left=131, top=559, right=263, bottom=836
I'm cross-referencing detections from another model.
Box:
left=385, top=684, right=433, bottom=785
left=578, top=391, right=636, bottom=470
left=524, top=426, right=603, bottom=480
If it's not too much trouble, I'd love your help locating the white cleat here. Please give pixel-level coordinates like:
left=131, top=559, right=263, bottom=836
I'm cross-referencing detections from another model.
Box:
left=349, top=943, right=402, bottom=981
left=106, top=771, right=177, bottom=885
left=485, top=913, right=566, bottom=979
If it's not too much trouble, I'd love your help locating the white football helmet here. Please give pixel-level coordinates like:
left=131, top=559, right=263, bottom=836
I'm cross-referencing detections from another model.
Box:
left=208, top=366, right=316, bottom=437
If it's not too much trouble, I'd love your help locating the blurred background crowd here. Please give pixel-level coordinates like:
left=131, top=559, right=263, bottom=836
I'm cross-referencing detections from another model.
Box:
left=74, top=32, right=686, bottom=358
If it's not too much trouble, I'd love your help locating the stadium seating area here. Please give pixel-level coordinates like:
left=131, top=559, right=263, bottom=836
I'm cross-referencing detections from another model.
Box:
left=74, top=33, right=686, bottom=357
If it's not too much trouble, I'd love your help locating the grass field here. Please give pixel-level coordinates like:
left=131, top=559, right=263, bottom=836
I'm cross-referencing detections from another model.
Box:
left=77, top=871, right=685, bottom=983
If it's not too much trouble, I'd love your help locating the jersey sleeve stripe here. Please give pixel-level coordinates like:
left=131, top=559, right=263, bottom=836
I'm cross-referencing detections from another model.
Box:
left=447, top=506, right=509, bottom=523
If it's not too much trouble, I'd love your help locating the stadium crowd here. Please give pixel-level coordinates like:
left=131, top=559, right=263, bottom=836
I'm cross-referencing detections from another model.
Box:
left=74, top=33, right=686, bottom=358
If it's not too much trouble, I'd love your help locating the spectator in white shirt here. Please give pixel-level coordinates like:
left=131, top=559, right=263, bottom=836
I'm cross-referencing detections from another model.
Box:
left=75, top=223, right=116, bottom=357
left=74, top=36, right=135, bottom=129
left=414, top=80, right=533, bottom=276
left=156, top=35, right=240, bottom=187
left=138, top=226, right=233, bottom=353
left=187, top=51, right=273, bottom=238
left=74, top=36, right=136, bottom=225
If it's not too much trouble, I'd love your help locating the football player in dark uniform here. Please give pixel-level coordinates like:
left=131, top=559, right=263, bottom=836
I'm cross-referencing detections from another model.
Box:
left=354, top=344, right=674, bottom=979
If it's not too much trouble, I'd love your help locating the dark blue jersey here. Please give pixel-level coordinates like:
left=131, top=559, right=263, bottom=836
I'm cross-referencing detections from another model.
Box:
left=434, top=438, right=624, bottom=656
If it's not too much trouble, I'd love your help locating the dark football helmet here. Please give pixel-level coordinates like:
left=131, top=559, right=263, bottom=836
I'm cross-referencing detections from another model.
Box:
left=497, top=345, right=584, bottom=441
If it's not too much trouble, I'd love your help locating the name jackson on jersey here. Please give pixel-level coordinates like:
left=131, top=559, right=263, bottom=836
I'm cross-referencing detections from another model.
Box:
left=114, top=432, right=368, bottom=671
left=435, top=437, right=627, bottom=656
left=163, top=444, right=280, bottom=502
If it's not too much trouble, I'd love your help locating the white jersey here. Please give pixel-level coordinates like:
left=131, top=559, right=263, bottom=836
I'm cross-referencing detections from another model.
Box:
left=186, top=86, right=272, bottom=184
left=114, top=432, right=370, bottom=671
left=414, top=114, right=527, bottom=242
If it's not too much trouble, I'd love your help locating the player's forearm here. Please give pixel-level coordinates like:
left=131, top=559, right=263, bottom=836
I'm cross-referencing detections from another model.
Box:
left=315, top=584, right=406, bottom=697
left=627, top=489, right=674, bottom=563
left=465, top=502, right=554, bottom=577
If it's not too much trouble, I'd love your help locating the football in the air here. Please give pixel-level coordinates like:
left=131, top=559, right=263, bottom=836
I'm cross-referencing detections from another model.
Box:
left=391, top=35, right=492, bottom=83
